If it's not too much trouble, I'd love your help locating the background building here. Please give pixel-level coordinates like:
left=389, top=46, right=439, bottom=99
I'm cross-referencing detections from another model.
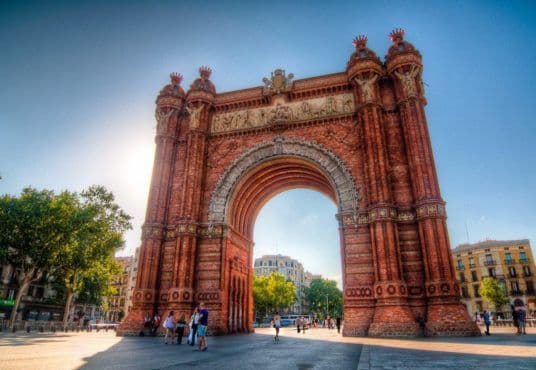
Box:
left=452, top=239, right=535, bottom=317
left=104, top=256, right=134, bottom=322
left=254, top=254, right=321, bottom=314
left=125, top=247, right=140, bottom=314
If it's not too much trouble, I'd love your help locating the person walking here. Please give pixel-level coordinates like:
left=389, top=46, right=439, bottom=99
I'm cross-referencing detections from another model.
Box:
left=482, top=310, right=491, bottom=335
left=163, top=311, right=176, bottom=344
left=176, top=314, right=186, bottom=345
left=189, top=307, right=199, bottom=346
left=516, top=305, right=527, bottom=335
left=273, top=311, right=282, bottom=342
left=302, top=317, right=307, bottom=334
left=336, top=317, right=342, bottom=334
left=151, top=313, right=161, bottom=337
left=196, top=302, right=209, bottom=351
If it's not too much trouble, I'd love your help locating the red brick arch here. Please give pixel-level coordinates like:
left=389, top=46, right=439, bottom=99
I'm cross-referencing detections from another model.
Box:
left=119, top=30, right=480, bottom=337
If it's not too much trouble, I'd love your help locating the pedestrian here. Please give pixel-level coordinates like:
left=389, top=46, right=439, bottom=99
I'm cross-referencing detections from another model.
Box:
left=336, top=317, right=341, bottom=334
left=196, top=302, right=209, bottom=352
left=176, top=314, right=186, bottom=345
left=273, top=311, right=282, bottom=342
left=302, top=317, right=306, bottom=334
left=164, top=311, right=175, bottom=344
left=511, top=305, right=519, bottom=332
left=151, top=313, right=161, bottom=336
left=482, top=310, right=491, bottom=335
left=516, top=305, right=527, bottom=335
left=296, top=316, right=301, bottom=333
left=188, top=307, right=199, bottom=346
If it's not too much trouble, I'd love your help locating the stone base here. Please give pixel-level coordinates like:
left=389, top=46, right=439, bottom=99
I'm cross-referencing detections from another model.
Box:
left=424, top=320, right=481, bottom=337
left=425, top=301, right=481, bottom=337
left=117, top=310, right=146, bottom=336
left=341, top=306, right=374, bottom=337
left=368, top=321, right=423, bottom=337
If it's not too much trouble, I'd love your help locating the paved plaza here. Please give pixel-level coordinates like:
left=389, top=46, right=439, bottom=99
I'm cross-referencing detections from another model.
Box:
left=0, top=327, right=534, bottom=369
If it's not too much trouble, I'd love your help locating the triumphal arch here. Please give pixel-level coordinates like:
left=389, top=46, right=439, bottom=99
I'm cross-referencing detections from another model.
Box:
left=119, top=30, right=479, bottom=337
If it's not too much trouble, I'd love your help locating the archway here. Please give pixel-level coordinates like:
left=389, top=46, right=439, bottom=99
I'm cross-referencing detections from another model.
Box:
left=120, top=30, right=480, bottom=337
left=208, top=138, right=353, bottom=333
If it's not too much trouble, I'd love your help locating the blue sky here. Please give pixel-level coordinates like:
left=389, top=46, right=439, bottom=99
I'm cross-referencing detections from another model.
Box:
left=1, top=1, right=535, bottom=285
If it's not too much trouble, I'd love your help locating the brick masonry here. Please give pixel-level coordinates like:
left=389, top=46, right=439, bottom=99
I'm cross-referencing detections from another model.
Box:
left=118, top=30, right=480, bottom=337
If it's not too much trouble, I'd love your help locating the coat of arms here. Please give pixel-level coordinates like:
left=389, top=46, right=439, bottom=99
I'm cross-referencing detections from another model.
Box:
left=262, top=69, right=294, bottom=95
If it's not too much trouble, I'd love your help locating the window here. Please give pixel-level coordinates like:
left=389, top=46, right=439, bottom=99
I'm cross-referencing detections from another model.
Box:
left=488, top=268, right=496, bottom=278
left=511, top=281, right=520, bottom=294
left=476, top=301, right=483, bottom=312
left=268, top=261, right=272, bottom=266
left=469, top=257, right=475, bottom=268
left=520, top=252, right=527, bottom=262
left=473, top=284, right=480, bottom=297
left=526, top=281, right=535, bottom=294
left=505, top=253, right=513, bottom=263
left=459, top=273, right=466, bottom=282
left=457, top=259, right=463, bottom=269
left=485, top=254, right=494, bottom=265
left=509, top=267, right=517, bottom=278
left=471, top=271, right=478, bottom=282
left=524, top=266, right=531, bottom=277
left=461, top=286, right=469, bottom=298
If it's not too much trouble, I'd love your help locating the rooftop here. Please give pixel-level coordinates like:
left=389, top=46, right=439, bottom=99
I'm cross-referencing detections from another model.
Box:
left=452, top=239, right=530, bottom=253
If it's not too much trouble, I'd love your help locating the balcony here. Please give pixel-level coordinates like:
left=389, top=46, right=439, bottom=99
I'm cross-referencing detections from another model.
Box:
left=524, top=272, right=532, bottom=277
left=505, top=259, right=516, bottom=265
left=519, top=258, right=530, bottom=264
left=511, top=290, right=524, bottom=296
left=483, top=260, right=497, bottom=266
left=456, top=266, right=464, bottom=271
left=527, top=289, right=535, bottom=295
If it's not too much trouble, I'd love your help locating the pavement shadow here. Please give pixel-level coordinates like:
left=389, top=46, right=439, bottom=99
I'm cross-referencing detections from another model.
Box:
left=79, top=333, right=362, bottom=370
left=362, top=341, right=536, bottom=370
left=0, top=333, right=72, bottom=347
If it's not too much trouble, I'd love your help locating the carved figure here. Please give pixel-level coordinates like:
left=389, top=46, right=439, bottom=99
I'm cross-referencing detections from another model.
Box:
left=325, top=97, right=337, bottom=114
left=186, top=104, right=204, bottom=128
left=262, top=69, right=294, bottom=95
left=394, top=65, right=420, bottom=97
left=354, top=75, right=378, bottom=103
left=155, top=108, right=174, bottom=133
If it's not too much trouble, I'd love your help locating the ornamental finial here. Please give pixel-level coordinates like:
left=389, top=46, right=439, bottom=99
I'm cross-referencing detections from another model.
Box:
left=389, top=28, right=405, bottom=43
left=199, top=66, right=212, bottom=79
left=352, top=35, right=368, bottom=49
left=170, top=72, right=183, bottom=85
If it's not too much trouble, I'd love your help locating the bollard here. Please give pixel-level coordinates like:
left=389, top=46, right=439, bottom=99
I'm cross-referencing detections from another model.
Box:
left=26, top=326, right=31, bottom=333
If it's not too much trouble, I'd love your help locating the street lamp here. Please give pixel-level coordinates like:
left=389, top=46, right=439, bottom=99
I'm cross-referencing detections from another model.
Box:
left=325, top=294, right=329, bottom=316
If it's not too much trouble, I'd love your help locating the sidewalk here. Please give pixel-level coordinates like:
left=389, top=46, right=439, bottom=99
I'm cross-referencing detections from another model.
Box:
left=355, top=327, right=536, bottom=370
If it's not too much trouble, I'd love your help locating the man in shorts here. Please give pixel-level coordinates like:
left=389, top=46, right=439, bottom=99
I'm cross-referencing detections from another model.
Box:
left=197, top=302, right=209, bottom=352
left=273, top=311, right=281, bottom=342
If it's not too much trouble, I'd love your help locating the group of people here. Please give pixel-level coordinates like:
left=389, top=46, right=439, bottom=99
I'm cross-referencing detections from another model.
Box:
left=270, top=312, right=343, bottom=341
left=143, top=302, right=209, bottom=352
left=476, top=301, right=529, bottom=336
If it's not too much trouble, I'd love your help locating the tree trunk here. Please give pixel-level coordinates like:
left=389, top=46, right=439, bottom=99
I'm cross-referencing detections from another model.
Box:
left=8, top=268, right=35, bottom=329
left=63, top=290, right=75, bottom=329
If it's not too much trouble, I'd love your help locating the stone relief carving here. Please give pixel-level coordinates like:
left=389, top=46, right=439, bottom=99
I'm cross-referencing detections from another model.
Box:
left=155, top=108, right=174, bottom=133
left=354, top=75, right=378, bottom=103
left=211, top=93, right=355, bottom=133
left=186, top=104, right=204, bottom=128
left=262, top=69, right=294, bottom=95
left=208, top=137, right=360, bottom=224
left=394, top=65, right=420, bottom=97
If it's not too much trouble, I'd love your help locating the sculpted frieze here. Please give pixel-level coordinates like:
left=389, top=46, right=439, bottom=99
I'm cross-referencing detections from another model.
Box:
left=211, top=93, right=355, bottom=133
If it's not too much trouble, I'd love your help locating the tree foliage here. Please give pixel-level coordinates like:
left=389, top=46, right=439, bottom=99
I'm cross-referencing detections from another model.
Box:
left=479, top=277, right=510, bottom=311
left=0, top=186, right=131, bottom=328
left=0, top=188, right=73, bottom=327
left=253, top=272, right=296, bottom=320
left=304, top=278, right=343, bottom=318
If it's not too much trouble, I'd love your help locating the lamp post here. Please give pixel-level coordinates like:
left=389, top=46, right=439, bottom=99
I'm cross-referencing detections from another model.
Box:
left=325, top=294, right=329, bottom=316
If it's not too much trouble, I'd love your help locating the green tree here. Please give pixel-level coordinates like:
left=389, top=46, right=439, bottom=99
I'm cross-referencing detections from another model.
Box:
left=304, top=278, right=343, bottom=318
left=54, top=186, right=131, bottom=327
left=0, top=188, right=72, bottom=328
left=253, top=272, right=296, bottom=321
left=479, top=277, right=510, bottom=312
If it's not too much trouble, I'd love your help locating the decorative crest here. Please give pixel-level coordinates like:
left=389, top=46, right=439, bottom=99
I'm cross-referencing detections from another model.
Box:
left=262, top=69, right=294, bottom=95
left=389, top=28, right=405, bottom=43
left=353, top=35, right=368, bottom=49
left=199, top=66, right=212, bottom=79
left=170, top=72, right=183, bottom=84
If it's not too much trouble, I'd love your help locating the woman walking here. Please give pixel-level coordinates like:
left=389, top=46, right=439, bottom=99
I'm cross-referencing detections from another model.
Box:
left=164, top=311, right=175, bottom=344
left=176, top=314, right=186, bottom=345
left=273, top=311, right=281, bottom=342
